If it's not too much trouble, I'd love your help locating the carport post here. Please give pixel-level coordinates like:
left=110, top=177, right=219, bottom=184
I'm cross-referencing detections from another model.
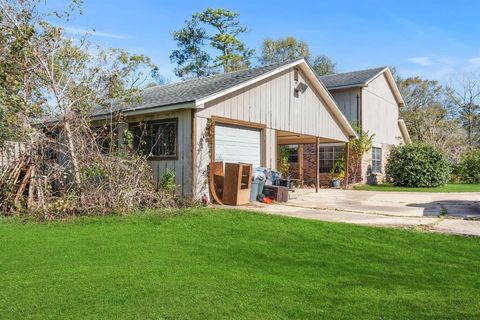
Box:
left=344, top=142, right=350, bottom=189
left=315, top=137, right=320, bottom=192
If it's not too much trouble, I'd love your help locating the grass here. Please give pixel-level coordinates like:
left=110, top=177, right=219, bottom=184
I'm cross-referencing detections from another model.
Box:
left=1, top=209, right=479, bottom=319
left=353, top=182, right=480, bottom=193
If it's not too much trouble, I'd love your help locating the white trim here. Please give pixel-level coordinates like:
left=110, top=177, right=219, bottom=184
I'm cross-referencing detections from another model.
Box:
left=365, top=68, right=405, bottom=107
left=319, top=142, right=345, bottom=147
left=195, top=60, right=301, bottom=107
left=195, top=59, right=358, bottom=140
left=398, top=119, right=411, bottom=144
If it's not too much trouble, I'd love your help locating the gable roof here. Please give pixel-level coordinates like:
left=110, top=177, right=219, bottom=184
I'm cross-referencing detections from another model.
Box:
left=319, top=67, right=405, bottom=107
left=319, top=67, right=387, bottom=90
left=105, top=61, right=292, bottom=114
left=98, top=59, right=357, bottom=139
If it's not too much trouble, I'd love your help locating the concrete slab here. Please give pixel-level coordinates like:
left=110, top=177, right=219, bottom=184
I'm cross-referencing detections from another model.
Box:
left=232, top=189, right=480, bottom=236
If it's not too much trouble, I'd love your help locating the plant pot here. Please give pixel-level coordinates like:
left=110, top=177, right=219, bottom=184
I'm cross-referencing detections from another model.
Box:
left=332, top=179, right=341, bottom=189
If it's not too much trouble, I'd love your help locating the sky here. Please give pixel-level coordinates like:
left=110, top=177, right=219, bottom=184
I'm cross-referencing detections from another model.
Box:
left=50, top=0, right=480, bottom=84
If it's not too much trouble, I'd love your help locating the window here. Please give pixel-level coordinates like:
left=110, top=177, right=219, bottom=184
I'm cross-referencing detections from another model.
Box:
left=129, top=119, right=178, bottom=159
left=319, top=145, right=344, bottom=173
left=287, top=145, right=298, bottom=163
left=372, top=147, right=382, bottom=173
left=279, top=145, right=298, bottom=163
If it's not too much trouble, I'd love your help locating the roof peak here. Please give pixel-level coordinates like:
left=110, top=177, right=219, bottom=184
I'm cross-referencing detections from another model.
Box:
left=146, top=58, right=305, bottom=92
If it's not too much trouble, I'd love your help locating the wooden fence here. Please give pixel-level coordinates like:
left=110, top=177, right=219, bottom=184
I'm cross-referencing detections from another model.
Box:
left=0, top=141, right=26, bottom=173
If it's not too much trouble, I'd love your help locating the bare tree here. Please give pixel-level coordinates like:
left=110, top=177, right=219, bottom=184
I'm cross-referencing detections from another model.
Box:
left=448, top=73, right=480, bottom=149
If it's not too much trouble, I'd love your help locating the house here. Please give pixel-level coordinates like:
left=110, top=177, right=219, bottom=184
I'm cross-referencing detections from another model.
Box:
left=284, top=67, right=411, bottom=186
left=102, top=58, right=358, bottom=199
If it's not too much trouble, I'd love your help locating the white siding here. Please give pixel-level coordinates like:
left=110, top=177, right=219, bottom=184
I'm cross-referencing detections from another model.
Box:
left=362, top=74, right=404, bottom=145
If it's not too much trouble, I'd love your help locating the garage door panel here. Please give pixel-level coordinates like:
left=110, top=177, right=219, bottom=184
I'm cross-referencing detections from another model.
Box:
left=215, top=124, right=261, bottom=167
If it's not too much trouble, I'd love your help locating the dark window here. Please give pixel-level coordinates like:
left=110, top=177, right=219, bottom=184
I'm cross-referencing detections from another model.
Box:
left=129, top=119, right=178, bottom=159
left=279, top=145, right=298, bottom=163
left=372, top=147, right=382, bottom=173
left=287, top=145, right=298, bottom=163
left=319, top=145, right=344, bottom=173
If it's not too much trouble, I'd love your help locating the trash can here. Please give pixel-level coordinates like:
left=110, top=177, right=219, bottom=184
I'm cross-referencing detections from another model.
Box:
left=250, top=180, right=265, bottom=202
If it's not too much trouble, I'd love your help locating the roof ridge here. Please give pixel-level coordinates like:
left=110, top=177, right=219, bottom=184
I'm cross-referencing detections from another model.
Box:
left=144, top=59, right=302, bottom=92
left=320, top=66, right=387, bottom=78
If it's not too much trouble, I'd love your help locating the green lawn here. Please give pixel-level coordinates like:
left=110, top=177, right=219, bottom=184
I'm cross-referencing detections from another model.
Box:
left=1, top=209, right=479, bottom=319
left=354, top=183, right=480, bottom=193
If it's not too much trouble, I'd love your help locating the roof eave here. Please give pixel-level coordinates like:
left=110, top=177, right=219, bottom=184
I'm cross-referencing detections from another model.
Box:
left=398, top=119, right=411, bottom=144
left=90, top=101, right=196, bottom=121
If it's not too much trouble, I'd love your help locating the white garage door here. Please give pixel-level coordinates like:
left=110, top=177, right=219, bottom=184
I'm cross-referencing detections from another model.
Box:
left=215, top=124, right=261, bottom=167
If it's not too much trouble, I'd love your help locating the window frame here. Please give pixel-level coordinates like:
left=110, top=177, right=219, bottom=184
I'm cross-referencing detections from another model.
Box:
left=128, top=118, right=179, bottom=160
left=372, top=147, right=382, bottom=174
left=319, top=144, right=345, bottom=173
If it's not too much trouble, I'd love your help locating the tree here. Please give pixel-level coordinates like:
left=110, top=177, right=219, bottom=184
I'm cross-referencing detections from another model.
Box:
left=170, top=19, right=211, bottom=79
left=348, top=125, right=374, bottom=184
left=258, top=36, right=336, bottom=76
left=259, top=36, right=310, bottom=65
left=448, top=74, right=480, bottom=149
left=395, top=75, right=466, bottom=161
left=0, top=0, right=167, bottom=214
left=311, top=54, right=336, bottom=76
left=195, top=8, right=254, bottom=73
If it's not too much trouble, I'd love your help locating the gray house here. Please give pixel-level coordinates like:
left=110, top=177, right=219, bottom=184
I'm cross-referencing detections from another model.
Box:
left=287, top=66, right=411, bottom=185
left=107, top=58, right=358, bottom=199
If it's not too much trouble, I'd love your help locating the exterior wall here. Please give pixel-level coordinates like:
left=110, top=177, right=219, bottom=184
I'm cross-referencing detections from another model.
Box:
left=330, top=88, right=361, bottom=125
left=194, top=67, right=350, bottom=199
left=362, top=73, right=404, bottom=145
left=297, top=74, right=405, bottom=186
left=124, top=108, right=193, bottom=197
left=360, top=143, right=392, bottom=184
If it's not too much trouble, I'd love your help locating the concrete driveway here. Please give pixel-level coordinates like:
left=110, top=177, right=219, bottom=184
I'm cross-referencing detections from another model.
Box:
left=239, top=189, right=480, bottom=236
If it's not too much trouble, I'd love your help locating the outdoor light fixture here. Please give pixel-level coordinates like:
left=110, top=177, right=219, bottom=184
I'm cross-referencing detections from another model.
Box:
left=296, top=82, right=308, bottom=93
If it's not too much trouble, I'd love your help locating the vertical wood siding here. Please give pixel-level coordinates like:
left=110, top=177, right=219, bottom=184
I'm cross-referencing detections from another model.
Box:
left=330, top=89, right=361, bottom=125
left=125, top=109, right=193, bottom=196
left=193, top=67, right=350, bottom=199
left=197, top=68, right=348, bottom=140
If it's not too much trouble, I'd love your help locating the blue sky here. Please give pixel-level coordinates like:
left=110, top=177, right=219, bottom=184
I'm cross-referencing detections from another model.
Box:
left=52, top=0, right=480, bottom=83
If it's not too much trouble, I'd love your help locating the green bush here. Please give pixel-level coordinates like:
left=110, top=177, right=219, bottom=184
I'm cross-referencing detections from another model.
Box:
left=386, top=143, right=450, bottom=188
left=160, top=169, right=176, bottom=192
left=458, top=149, right=480, bottom=183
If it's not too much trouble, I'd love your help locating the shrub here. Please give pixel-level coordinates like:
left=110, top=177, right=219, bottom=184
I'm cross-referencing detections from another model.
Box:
left=386, top=143, right=450, bottom=187
left=458, top=149, right=480, bottom=183
left=160, top=169, right=176, bottom=192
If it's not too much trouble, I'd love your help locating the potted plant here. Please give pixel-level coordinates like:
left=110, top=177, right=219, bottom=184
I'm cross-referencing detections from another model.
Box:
left=329, top=157, right=345, bottom=189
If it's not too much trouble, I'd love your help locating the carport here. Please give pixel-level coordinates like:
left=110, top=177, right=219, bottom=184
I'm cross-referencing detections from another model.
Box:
left=276, top=130, right=350, bottom=191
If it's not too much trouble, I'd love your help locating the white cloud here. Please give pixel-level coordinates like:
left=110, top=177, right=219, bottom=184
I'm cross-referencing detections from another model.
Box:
left=409, top=56, right=434, bottom=66
left=64, top=27, right=129, bottom=40
left=468, top=57, right=480, bottom=65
